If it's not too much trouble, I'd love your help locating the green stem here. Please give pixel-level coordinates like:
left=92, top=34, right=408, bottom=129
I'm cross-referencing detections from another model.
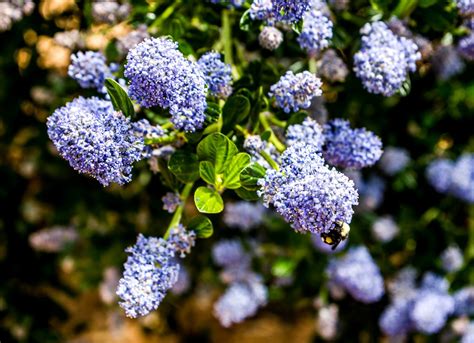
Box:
left=467, top=205, right=474, bottom=261
left=309, top=56, right=317, bottom=74
left=259, top=150, right=279, bottom=170
left=268, top=115, right=287, bottom=128
left=150, top=1, right=181, bottom=30
left=164, top=182, right=194, bottom=239
left=234, top=124, right=249, bottom=137
left=259, top=112, right=286, bottom=153
left=222, top=10, right=233, bottom=64
left=145, top=132, right=178, bottom=145
left=161, top=122, right=174, bottom=130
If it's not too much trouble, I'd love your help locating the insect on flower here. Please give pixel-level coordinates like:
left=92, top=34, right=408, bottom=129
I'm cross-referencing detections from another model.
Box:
left=321, top=221, right=351, bottom=250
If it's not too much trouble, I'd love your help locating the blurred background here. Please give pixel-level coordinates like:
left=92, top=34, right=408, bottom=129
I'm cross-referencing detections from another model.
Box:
left=0, top=0, right=473, bottom=342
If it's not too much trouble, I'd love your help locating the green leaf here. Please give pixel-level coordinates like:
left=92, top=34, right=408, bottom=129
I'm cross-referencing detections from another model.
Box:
left=235, top=187, right=260, bottom=201
left=199, top=161, right=216, bottom=185
left=168, top=151, right=200, bottom=183
left=272, top=258, right=297, bottom=278
left=158, top=158, right=179, bottom=190
left=105, top=78, right=135, bottom=119
left=197, top=133, right=238, bottom=174
left=205, top=103, right=222, bottom=125
left=223, top=153, right=251, bottom=189
left=188, top=216, right=213, bottom=238
left=261, top=129, right=272, bottom=141
left=418, top=0, right=437, bottom=7
left=240, top=163, right=266, bottom=191
left=291, top=20, right=303, bottom=35
left=392, top=0, right=417, bottom=17
left=194, top=187, right=224, bottom=214
left=286, top=111, right=307, bottom=129
left=221, top=95, right=251, bottom=133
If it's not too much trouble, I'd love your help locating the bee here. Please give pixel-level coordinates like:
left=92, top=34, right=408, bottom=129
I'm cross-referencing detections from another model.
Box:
left=321, top=221, right=350, bottom=250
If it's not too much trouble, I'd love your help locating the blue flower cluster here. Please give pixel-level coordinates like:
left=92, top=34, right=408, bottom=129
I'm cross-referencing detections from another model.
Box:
left=269, top=71, right=322, bottom=113
left=378, top=146, right=410, bottom=175
left=68, top=51, right=112, bottom=92
left=132, top=118, right=166, bottom=158
left=462, top=323, right=474, bottom=343
left=297, top=8, right=333, bottom=55
left=354, top=21, right=420, bottom=96
left=453, top=287, right=474, bottom=316
left=125, top=37, right=207, bottom=132
left=259, top=142, right=359, bottom=234
left=271, top=0, right=311, bottom=23
left=212, top=240, right=267, bottom=326
left=116, top=226, right=195, bottom=318
left=46, top=97, right=143, bottom=186
left=317, top=49, right=349, bottom=83
left=161, top=192, right=181, bottom=213
left=380, top=272, right=454, bottom=336
left=458, top=33, right=474, bottom=61
left=259, top=26, right=284, bottom=50
left=456, top=0, right=474, bottom=16
left=426, top=154, right=474, bottom=203
left=327, top=246, right=385, bottom=303
left=209, top=0, right=244, bottom=7
left=441, top=245, right=464, bottom=273
left=323, top=119, right=383, bottom=170
left=223, top=201, right=266, bottom=231
left=431, top=45, right=465, bottom=81
left=285, top=117, right=325, bottom=149
left=116, top=234, right=180, bottom=318
left=371, top=215, right=399, bottom=243
left=213, top=281, right=268, bottom=327
left=197, top=51, right=233, bottom=99
left=249, top=0, right=273, bottom=21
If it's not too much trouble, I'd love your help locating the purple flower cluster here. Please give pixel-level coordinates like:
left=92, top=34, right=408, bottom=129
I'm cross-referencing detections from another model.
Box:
left=456, top=0, right=474, bottom=16
left=161, top=192, right=181, bottom=213
left=458, top=33, right=474, bottom=61
left=0, top=0, right=34, bottom=32
left=91, top=0, right=130, bottom=24
left=371, top=216, right=399, bottom=243
left=431, top=45, right=465, bottom=80
left=380, top=271, right=455, bottom=336
left=356, top=174, right=386, bottom=212
left=116, top=25, right=150, bottom=56
left=132, top=118, right=165, bottom=158
left=116, top=234, right=180, bottom=318
left=243, top=135, right=281, bottom=169
left=462, top=323, right=474, bottom=343
left=125, top=37, right=207, bottom=132
left=378, top=146, right=410, bottom=175
left=47, top=97, right=144, bottom=186
left=29, top=226, right=78, bottom=253
left=116, top=226, right=195, bottom=318
left=297, top=9, right=333, bottom=55
left=271, top=0, right=311, bottom=23
left=323, top=119, right=383, bottom=170
left=250, top=0, right=273, bottom=21
left=285, top=117, right=325, bottom=149
left=223, top=201, right=266, bottom=231
left=197, top=52, right=233, bottom=99
left=317, top=49, right=349, bottom=83
left=327, top=246, right=385, bottom=303
left=68, top=51, right=112, bottom=92
left=354, top=21, right=420, bottom=96
left=213, top=281, right=268, bottom=327
left=453, top=287, right=474, bottom=316
left=426, top=154, right=474, bottom=203
left=441, top=245, right=464, bottom=273
left=269, top=71, right=322, bottom=113
left=209, top=0, right=245, bottom=7
left=212, top=240, right=268, bottom=326
left=259, top=142, right=359, bottom=234
left=259, top=26, right=284, bottom=50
